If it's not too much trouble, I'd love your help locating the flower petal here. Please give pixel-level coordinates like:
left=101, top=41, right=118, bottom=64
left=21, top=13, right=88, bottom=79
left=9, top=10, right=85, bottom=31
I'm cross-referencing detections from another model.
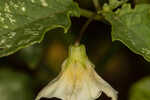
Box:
left=91, top=66, right=118, bottom=100
left=36, top=45, right=118, bottom=100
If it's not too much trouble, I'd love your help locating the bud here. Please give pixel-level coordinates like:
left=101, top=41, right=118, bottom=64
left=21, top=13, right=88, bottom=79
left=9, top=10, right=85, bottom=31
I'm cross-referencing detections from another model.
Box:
left=36, top=45, right=118, bottom=100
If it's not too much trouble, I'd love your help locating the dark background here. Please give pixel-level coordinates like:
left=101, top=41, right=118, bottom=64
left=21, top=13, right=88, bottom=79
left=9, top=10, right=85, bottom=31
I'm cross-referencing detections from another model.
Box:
left=0, top=0, right=150, bottom=100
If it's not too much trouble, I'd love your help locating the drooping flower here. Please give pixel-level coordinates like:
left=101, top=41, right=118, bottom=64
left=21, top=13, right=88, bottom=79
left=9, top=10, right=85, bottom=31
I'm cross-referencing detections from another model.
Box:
left=36, top=45, right=118, bottom=100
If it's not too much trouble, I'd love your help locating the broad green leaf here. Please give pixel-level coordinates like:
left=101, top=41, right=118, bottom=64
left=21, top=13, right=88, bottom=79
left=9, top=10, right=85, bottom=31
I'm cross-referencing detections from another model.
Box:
left=106, top=0, right=127, bottom=10
left=0, top=0, right=80, bottom=57
left=129, top=77, right=150, bottom=100
left=103, top=4, right=150, bottom=61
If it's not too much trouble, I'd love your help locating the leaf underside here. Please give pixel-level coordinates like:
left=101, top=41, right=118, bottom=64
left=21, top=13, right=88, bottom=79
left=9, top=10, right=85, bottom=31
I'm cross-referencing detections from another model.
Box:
left=104, top=4, right=150, bottom=61
left=0, top=0, right=80, bottom=57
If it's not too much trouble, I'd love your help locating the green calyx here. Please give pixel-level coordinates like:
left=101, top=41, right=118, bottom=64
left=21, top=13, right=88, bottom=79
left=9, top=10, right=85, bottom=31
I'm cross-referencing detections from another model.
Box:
left=68, top=44, right=88, bottom=61
left=62, top=44, right=90, bottom=69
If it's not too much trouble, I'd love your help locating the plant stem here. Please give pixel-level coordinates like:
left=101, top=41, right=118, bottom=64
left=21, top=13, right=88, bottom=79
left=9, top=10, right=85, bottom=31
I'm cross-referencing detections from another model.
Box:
left=92, top=0, right=101, bottom=13
left=75, top=8, right=105, bottom=45
left=80, top=8, right=103, bottom=22
left=75, top=13, right=96, bottom=45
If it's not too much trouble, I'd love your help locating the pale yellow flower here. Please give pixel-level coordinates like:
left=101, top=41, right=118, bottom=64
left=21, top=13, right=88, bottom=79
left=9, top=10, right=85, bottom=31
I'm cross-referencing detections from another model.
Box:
left=36, top=45, right=118, bottom=100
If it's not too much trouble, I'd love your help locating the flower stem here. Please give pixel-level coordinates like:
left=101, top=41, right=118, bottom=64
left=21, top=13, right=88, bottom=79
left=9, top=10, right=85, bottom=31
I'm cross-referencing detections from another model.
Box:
left=75, top=8, right=105, bottom=45
left=92, top=0, right=101, bottom=13
left=75, top=13, right=97, bottom=45
left=80, top=8, right=103, bottom=21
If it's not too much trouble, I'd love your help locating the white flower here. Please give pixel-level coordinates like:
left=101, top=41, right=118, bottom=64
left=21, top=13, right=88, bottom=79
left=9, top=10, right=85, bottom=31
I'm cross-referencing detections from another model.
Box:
left=36, top=45, right=118, bottom=100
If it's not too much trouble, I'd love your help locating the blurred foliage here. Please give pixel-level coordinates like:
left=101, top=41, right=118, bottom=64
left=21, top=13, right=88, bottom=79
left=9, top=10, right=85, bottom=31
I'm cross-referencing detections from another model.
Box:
left=129, top=77, right=150, bottom=100
left=19, top=44, right=43, bottom=70
left=45, top=41, right=67, bottom=72
left=134, top=0, right=150, bottom=4
left=0, top=67, right=34, bottom=100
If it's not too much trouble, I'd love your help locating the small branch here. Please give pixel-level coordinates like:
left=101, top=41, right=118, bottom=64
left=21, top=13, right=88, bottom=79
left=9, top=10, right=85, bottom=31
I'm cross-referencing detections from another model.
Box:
left=92, top=0, right=101, bottom=14
left=75, top=8, right=107, bottom=45
left=75, top=13, right=97, bottom=45
left=80, top=8, right=103, bottom=21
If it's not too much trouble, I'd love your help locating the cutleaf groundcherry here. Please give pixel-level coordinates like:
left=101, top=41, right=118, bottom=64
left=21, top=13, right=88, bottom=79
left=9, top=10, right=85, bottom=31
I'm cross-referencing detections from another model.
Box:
left=36, top=45, right=117, bottom=100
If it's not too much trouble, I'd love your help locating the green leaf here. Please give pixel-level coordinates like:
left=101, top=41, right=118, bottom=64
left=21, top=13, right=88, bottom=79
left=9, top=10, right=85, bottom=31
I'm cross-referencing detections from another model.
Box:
left=108, top=0, right=127, bottom=9
left=103, top=4, right=150, bottom=61
left=129, top=77, right=150, bottom=100
left=0, top=0, right=80, bottom=57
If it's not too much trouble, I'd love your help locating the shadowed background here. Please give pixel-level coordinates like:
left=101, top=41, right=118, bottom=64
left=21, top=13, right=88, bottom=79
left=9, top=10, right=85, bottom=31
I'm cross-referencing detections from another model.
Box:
left=0, top=0, right=150, bottom=100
